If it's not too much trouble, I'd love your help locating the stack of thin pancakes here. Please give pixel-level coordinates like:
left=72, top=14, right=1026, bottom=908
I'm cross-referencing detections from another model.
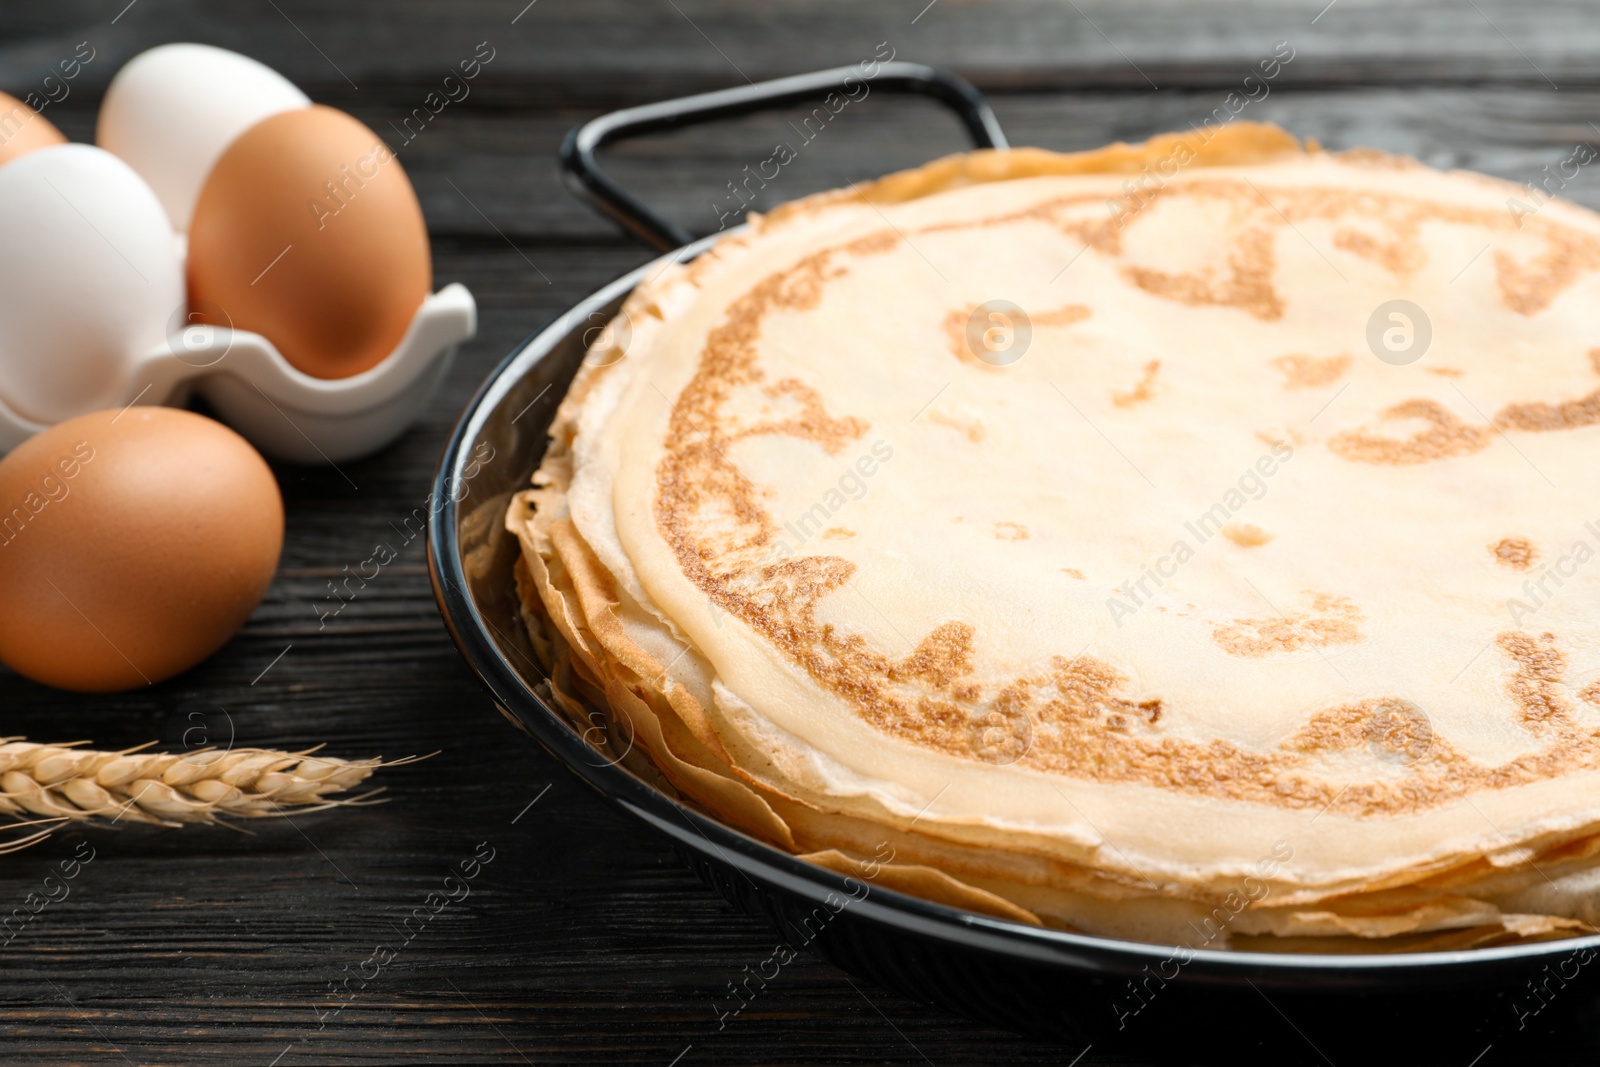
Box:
left=507, top=123, right=1600, bottom=952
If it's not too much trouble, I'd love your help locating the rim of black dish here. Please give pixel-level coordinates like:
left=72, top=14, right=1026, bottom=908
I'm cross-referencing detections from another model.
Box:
left=427, top=241, right=1600, bottom=982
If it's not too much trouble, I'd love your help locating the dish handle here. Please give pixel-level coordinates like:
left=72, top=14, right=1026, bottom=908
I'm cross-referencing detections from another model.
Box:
left=559, top=61, right=1009, bottom=252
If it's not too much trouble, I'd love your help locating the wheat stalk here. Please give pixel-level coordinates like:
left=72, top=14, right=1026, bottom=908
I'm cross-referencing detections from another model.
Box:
left=0, top=738, right=425, bottom=842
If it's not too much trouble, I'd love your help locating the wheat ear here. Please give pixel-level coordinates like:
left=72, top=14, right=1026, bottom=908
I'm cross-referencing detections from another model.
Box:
left=0, top=738, right=426, bottom=831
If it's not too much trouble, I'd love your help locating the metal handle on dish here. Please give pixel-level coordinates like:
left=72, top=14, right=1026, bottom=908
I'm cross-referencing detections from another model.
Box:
left=559, top=62, right=1010, bottom=252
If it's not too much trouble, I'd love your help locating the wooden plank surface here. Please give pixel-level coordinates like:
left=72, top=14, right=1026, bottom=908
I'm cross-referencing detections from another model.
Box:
left=6, top=0, right=1600, bottom=95
left=2, top=1, right=1600, bottom=1063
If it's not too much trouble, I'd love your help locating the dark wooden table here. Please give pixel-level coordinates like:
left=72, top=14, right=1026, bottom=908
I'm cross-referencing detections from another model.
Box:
left=4, top=2, right=1600, bottom=1063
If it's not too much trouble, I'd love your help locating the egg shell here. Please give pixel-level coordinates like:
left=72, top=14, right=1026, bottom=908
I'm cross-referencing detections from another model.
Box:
left=0, top=407, right=283, bottom=692
left=0, top=91, right=67, bottom=168
left=96, top=43, right=309, bottom=231
left=0, top=144, right=184, bottom=424
left=187, top=105, right=432, bottom=380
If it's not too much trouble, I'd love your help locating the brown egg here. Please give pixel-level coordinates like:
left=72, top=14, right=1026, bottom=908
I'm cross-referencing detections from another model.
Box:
left=187, top=104, right=430, bottom=379
left=0, top=91, right=67, bottom=168
left=0, top=408, right=283, bottom=692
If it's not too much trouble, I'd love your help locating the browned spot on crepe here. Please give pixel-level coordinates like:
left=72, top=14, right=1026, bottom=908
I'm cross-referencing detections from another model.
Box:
left=1033, top=303, right=1092, bottom=327
left=1274, top=353, right=1351, bottom=389
left=1287, top=696, right=1431, bottom=760
left=738, top=377, right=870, bottom=449
left=1426, top=367, right=1464, bottom=378
left=1329, top=399, right=1491, bottom=465
left=845, top=229, right=900, bottom=256
left=1125, top=227, right=1285, bottom=321
left=1222, top=523, right=1273, bottom=547
left=822, top=527, right=855, bottom=541
left=1496, top=387, right=1600, bottom=431
left=1495, top=347, right=1600, bottom=430
left=1334, top=227, right=1425, bottom=274
left=1492, top=537, right=1536, bottom=571
left=1581, top=681, right=1600, bottom=706
left=1255, top=427, right=1300, bottom=449
left=943, top=307, right=971, bottom=365
left=1113, top=360, right=1161, bottom=407
left=916, top=189, right=1132, bottom=258
left=995, top=522, right=1029, bottom=541
left=1061, top=567, right=1086, bottom=580
left=927, top=408, right=986, bottom=442
left=1213, top=594, right=1362, bottom=657
left=1045, top=655, right=1163, bottom=730
left=1496, top=631, right=1571, bottom=733
left=1495, top=231, right=1600, bottom=316
left=890, top=621, right=976, bottom=688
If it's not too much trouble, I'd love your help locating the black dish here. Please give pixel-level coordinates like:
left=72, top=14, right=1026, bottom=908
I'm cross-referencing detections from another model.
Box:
left=427, top=66, right=1600, bottom=1057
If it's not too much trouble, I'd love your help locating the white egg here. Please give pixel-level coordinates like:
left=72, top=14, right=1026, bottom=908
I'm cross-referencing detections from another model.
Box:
left=0, top=144, right=183, bottom=423
left=97, top=43, right=309, bottom=231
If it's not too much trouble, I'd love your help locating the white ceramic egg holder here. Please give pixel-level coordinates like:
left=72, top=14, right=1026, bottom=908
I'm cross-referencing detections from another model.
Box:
left=0, top=284, right=475, bottom=464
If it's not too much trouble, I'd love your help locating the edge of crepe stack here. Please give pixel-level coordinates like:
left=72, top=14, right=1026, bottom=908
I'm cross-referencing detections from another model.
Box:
left=504, top=122, right=1600, bottom=953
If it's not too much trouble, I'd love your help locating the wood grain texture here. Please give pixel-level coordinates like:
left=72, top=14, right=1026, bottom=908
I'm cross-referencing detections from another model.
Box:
left=2, top=1, right=1600, bottom=1063
left=6, top=0, right=1600, bottom=96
